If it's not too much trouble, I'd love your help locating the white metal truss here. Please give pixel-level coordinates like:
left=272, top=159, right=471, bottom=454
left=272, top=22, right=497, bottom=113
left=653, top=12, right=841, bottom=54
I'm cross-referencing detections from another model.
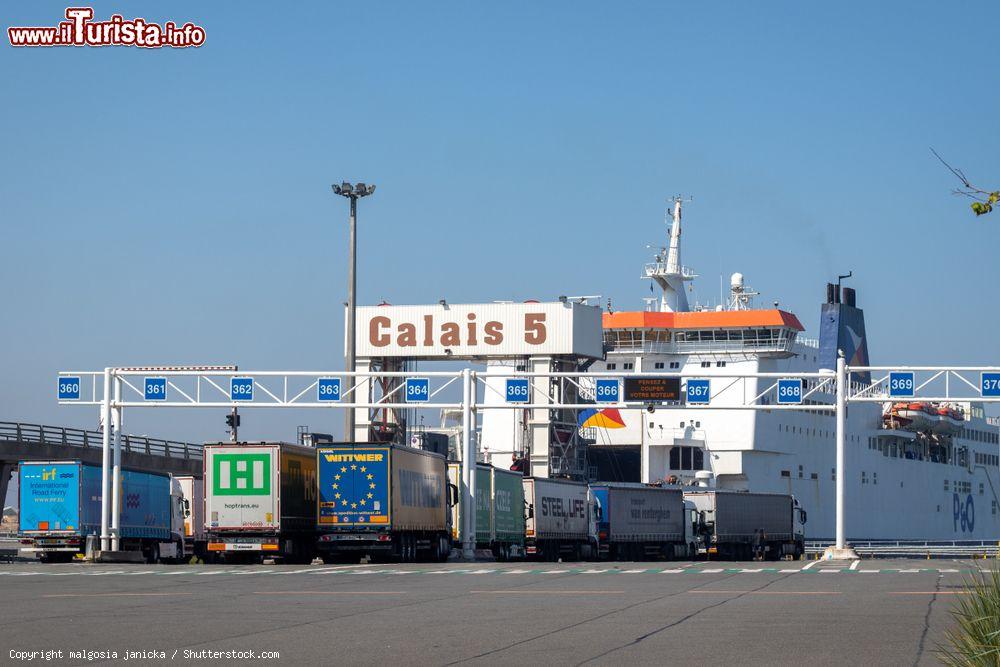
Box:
left=844, top=366, right=1000, bottom=404
left=55, top=362, right=999, bottom=561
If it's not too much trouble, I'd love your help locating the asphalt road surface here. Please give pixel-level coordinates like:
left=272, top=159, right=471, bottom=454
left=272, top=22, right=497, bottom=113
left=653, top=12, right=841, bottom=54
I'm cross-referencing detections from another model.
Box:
left=1, top=559, right=991, bottom=666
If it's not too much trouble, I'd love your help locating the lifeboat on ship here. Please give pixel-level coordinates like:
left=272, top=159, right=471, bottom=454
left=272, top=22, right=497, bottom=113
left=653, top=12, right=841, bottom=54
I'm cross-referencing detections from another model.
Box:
left=883, top=403, right=914, bottom=430
left=931, top=406, right=964, bottom=435
left=892, top=402, right=936, bottom=432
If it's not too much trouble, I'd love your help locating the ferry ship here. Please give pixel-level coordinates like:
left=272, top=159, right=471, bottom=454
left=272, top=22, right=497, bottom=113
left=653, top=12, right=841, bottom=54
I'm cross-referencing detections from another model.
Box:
left=479, top=199, right=1000, bottom=542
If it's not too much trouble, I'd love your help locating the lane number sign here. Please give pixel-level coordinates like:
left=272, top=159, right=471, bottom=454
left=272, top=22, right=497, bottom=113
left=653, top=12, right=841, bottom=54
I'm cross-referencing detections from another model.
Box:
left=58, top=376, right=81, bottom=401
left=505, top=378, right=530, bottom=403
left=686, top=379, right=710, bottom=405
left=144, top=377, right=167, bottom=401
left=230, top=377, right=254, bottom=402
left=318, top=378, right=341, bottom=402
left=982, top=372, right=1000, bottom=398
left=888, top=371, right=915, bottom=398
left=595, top=378, right=620, bottom=404
left=405, top=378, right=430, bottom=403
left=777, top=378, right=803, bottom=405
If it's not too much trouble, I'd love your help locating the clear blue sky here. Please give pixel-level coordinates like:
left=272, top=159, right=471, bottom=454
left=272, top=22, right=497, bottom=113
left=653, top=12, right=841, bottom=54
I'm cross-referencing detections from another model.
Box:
left=2, top=0, right=999, bottom=472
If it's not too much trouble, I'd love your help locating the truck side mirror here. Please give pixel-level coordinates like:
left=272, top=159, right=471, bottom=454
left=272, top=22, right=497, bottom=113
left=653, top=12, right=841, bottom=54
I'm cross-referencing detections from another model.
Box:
left=447, top=483, right=459, bottom=508
left=526, top=502, right=534, bottom=519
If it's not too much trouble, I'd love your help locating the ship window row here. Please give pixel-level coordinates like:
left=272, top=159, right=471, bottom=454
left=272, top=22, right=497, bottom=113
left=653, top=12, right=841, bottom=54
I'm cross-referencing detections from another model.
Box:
left=974, top=452, right=999, bottom=466
left=669, top=446, right=705, bottom=471
left=602, top=327, right=797, bottom=352
left=962, top=427, right=999, bottom=445
left=860, top=471, right=878, bottom=485
left=947, top=480, right=972, bottom=494
left=779, top=424, right=834, bottom=438
left=868, top=436, right=956, bottom=464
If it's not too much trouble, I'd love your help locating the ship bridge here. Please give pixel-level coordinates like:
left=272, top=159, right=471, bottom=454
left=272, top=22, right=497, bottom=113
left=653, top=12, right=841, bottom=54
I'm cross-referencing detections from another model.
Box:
left=602, top=309, right=805, bottom=357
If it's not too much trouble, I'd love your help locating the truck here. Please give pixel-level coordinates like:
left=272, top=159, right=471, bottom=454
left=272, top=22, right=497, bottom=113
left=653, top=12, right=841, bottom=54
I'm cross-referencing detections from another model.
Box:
left=448, top=463, right=525, bottom=560
left=203, top=443, right=317, bottom=564
left=590, top=483, right=699, bottom=560
left=17, top=460, right=185, bottom=563
left=684, top=490, right=807, bottom=560
left=175, top=476, right=207, bottom=562
left=316, top=443, right=454, bottom=563
left=523, top=476, right=595, bottom=561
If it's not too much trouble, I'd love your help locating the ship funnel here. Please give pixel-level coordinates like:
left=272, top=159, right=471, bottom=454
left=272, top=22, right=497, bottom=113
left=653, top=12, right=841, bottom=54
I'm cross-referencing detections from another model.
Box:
left=819, top=282, right=870, bottom=383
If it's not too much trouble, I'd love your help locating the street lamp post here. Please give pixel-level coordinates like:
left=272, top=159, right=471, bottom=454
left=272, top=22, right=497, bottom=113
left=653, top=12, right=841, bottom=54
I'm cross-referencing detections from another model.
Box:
left=332, top=181, right=376, bottom=442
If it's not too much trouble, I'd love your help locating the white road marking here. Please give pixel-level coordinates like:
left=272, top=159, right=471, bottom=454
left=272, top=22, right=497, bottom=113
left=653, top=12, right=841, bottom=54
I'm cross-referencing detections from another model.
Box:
left=801, top=560, right=819, bottom=571
left=849, top=560, right=861, bottom=571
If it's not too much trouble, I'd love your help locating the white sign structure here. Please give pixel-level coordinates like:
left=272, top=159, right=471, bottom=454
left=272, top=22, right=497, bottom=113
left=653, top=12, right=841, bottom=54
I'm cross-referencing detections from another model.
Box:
left=56, top=360, right=1000, bottom=562
left=353, top=301, right=603, bottom=360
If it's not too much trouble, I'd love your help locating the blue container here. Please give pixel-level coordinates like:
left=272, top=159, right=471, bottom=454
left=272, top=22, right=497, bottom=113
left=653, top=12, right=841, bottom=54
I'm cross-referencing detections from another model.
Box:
left=19, top=461, right=171, bottom=540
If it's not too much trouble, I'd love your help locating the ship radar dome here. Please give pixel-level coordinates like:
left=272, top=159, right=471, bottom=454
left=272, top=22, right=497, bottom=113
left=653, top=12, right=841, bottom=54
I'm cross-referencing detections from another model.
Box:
left=730, top=272, right=744, bottom=289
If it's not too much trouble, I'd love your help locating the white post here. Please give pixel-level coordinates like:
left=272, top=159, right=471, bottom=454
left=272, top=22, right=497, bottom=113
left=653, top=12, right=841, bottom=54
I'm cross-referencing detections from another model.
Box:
left=110, top=374, right=123, bottom=551
left=835, top=352, right=846, bottom=549
left=823, top=351, right=858, bottom=560
left=99, top=368, right=112, bottom=552
left=461, top=369, right=475, bottom=560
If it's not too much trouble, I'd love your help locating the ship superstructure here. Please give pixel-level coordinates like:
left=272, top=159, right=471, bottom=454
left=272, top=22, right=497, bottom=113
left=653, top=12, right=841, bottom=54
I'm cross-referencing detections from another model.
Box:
left=479, top=199, right=1000, bottom=541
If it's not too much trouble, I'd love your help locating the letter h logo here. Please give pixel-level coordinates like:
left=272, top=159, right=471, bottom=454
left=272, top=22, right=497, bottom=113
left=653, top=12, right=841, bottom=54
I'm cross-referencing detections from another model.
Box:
left=213, top=453, right=270, bottom=496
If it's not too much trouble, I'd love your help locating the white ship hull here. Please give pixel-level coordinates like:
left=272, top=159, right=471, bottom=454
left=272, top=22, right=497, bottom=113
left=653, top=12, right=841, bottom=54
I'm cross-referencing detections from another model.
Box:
left=477, top=198, right=1000, bottom=543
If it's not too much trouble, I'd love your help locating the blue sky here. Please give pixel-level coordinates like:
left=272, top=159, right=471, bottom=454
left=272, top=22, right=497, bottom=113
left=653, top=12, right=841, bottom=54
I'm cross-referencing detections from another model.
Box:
left=2, top=0, right=999, bottom=477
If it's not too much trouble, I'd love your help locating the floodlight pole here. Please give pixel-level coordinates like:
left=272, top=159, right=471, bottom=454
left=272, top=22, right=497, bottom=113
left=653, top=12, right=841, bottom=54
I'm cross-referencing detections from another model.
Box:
left=345, top=195, right=357, bottom=441
left=333, top=182, right=375, bottom=442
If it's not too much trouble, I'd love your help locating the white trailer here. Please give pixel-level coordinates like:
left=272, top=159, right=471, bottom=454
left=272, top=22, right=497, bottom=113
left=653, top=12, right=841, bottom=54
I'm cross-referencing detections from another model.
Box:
left=684, top=491, right=806, bottom=560
left=523, top=477, right=595, bottom=561
left=175, top=476, right=206, bottom=562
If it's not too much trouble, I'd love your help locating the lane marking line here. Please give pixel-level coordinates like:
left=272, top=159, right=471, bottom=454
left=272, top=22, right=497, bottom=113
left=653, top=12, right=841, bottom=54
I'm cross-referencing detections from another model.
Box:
left=252, top=591, right=406, bottom=595
left=687, top=590, right=843, bottom=595
left=849, top=560, right=861, bottom=571
left=43, top=592, right=192, bottom=598
left=470, top=590, right=625, bottom=594
left=889, top=591, right=970, bottom=595
left=801, top=560, right=819, bottom=571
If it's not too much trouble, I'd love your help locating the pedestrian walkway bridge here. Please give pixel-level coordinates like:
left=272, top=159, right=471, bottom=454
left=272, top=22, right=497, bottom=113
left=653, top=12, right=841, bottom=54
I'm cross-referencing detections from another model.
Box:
left=0, top=421, right=203, bottom=502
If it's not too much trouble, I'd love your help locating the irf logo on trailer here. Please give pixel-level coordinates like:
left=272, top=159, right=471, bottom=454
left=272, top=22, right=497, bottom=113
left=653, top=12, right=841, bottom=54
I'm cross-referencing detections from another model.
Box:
left=213, top=453, right=270, bottom=496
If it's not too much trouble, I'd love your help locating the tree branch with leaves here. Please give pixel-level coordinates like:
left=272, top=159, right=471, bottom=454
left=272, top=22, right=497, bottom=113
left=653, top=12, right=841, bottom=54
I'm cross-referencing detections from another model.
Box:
left=931, top=148, right=999, bottom=216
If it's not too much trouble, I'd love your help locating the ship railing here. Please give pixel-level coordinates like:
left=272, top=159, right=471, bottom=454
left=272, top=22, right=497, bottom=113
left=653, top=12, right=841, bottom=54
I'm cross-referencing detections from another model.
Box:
left=643, top=262, right=697, bottom=279
left=0, top=421, right=203, bottom=461
left=604, top=340, right=796, bottom=355
left=805, top=540, right=1000, bottom=558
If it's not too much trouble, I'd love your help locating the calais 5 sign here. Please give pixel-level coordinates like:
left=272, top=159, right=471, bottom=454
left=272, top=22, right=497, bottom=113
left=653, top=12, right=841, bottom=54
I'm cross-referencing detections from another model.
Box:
left=354, top=302, right=603, bottom=360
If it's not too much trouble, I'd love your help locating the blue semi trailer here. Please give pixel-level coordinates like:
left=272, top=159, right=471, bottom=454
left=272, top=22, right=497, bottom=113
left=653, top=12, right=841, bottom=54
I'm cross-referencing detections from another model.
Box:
left=18, top=461, right=186, bottom=563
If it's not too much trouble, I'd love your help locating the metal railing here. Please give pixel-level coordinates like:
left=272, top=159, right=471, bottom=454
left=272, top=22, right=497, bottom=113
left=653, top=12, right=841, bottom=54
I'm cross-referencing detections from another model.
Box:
left=0, top=421, right=203, bottom=460
left=806, top=540, right=1000, bottom=558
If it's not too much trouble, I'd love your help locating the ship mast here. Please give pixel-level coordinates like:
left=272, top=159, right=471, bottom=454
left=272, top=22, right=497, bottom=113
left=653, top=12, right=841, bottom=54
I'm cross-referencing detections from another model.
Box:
left=644, top=197, right=696, bottom=312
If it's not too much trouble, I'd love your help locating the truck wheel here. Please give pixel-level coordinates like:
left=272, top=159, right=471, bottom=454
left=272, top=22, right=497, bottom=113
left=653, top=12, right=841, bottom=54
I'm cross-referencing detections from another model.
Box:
left=146, top=543, right=160, bottom=565
left=438, top=536, right=451, bottom=562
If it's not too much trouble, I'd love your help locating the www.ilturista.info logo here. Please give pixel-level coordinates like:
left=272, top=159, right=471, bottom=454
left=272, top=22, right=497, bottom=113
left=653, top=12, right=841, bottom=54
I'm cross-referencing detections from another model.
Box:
left=8, top=7, right=206, bottom=48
